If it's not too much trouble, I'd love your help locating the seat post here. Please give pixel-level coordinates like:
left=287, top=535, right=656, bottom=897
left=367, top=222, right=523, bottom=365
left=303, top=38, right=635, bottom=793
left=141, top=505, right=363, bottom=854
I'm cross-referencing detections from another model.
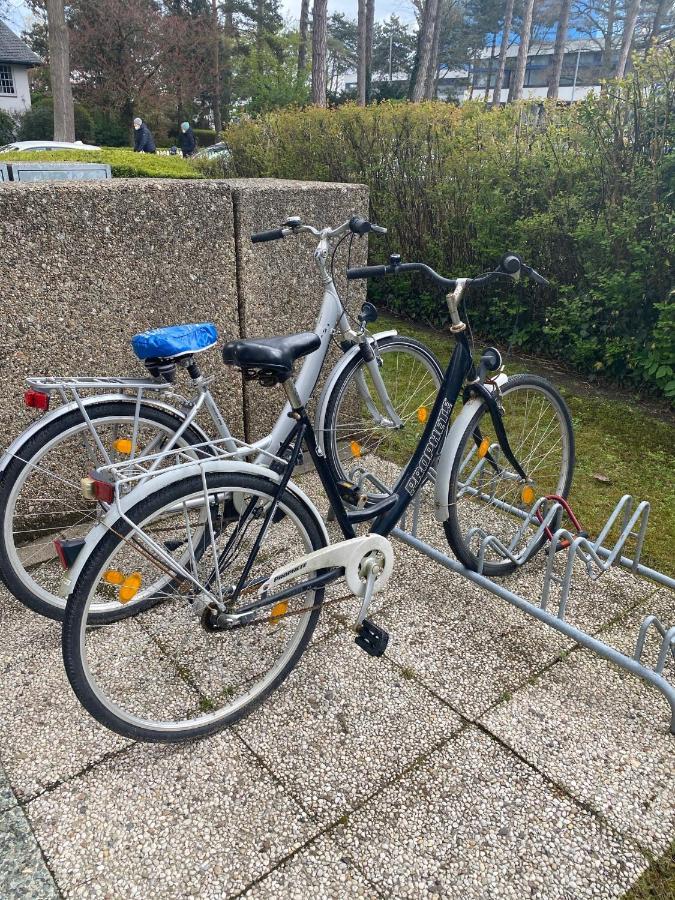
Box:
left=283, top=378, right=303, bottom=411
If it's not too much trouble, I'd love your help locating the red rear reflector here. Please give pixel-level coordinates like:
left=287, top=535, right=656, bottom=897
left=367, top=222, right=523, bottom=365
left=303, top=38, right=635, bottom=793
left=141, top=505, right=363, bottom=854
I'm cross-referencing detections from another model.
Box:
left=54, top=539, right=68, bottom=569
left=53, top=537, right=86, bottom=570
left=24, top=389, right=50, bottom=411
left=93, top=479, right=115, bottom=504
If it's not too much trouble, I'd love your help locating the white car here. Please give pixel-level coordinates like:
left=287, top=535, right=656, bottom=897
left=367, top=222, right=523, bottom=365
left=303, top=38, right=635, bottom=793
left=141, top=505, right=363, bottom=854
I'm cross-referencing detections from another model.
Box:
left=0, top=140, right=100, bottom=153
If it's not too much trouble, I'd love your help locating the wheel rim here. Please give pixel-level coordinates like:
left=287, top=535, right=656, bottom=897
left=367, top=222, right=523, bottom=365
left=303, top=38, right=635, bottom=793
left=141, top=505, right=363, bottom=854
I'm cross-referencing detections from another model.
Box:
left=72, top=482, right=319, bottom=734
left=3, top=415, right=189, bottom=614
left=329, top=341, right=441, bottom=493
left=451, top=382, right=571, bottom=569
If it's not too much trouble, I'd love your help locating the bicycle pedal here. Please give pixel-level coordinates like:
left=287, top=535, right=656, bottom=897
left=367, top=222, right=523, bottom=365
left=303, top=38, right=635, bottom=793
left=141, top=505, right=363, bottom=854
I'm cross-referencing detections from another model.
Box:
left=355, top=619, right=389, bottom=657
left=337, top=480, right=361, bottom=506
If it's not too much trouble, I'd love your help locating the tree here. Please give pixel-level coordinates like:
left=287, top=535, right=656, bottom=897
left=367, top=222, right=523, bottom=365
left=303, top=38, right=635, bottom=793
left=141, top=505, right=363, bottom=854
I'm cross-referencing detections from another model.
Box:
left=615, top=0, right=641, bottom=76
left=46, top=0, right=75, bottom=141
left=211, top=0, right=221, bottom=133
left=297, top=0, right=309, bottom=75
left=326, top=13, right=357, bottom=94
left=410, top=0, right=440, bottom=100
left=311, top=0, right=327, bottom=105
left=424, top=0, right=445, bottom=99
left=508, top=0, right=535, bottom=100
left=357, top=0, right=367, bottom=104
left=371, top=15, right=416, bottom=80
left=547, top=0, right=573, bottom=98
left=365, top=0, right=374, bottom=99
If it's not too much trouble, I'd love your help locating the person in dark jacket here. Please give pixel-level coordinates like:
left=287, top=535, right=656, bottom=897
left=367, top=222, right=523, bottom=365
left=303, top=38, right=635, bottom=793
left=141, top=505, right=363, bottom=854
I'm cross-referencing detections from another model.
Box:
left=179, top=121, right=197, bottom=158
left=133, top=117, right=156, bottom=153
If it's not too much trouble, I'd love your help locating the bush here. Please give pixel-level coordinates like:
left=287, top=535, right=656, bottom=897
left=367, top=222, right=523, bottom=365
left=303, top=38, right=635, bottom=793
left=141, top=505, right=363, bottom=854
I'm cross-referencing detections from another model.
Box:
left=0, top=147, right=201, bottom=178
left=193, top=128, right=217, bottom=147
left=0, top=109, right=16, bottom=144
left=91, top=112, right=129, bottom=147
left=18, top=99, right=96, bottom=144
left=216, top=49, right=675, bottom=399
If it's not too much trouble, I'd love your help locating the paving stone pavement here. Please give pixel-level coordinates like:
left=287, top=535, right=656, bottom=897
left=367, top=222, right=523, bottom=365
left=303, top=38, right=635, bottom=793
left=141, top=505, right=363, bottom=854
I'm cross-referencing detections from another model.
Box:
left=0, top=496, right=673, bottom=899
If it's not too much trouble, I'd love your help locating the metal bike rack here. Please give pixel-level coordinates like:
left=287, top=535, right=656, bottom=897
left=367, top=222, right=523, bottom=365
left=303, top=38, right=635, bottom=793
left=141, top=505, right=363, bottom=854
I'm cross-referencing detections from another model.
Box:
left=392, top=491, right=675, bottom=733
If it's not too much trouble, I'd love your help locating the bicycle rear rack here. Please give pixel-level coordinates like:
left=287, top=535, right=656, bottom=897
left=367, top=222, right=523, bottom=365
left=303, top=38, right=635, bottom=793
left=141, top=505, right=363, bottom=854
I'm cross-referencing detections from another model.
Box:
left=393, top=491, right=675, bottom=733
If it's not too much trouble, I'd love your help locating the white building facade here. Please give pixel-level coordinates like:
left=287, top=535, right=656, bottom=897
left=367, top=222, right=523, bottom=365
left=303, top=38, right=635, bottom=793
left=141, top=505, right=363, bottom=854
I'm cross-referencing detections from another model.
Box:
left=0, top=21, right=41, bottom=116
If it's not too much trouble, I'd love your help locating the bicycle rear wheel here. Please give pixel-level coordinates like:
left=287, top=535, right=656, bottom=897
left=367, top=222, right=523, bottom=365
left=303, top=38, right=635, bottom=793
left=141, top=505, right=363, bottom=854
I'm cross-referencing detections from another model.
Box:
left=323, top=335, right=442, bottom=494
left=0, top=401, right=206, bottom=621
left=62, top=471, right=326, bottom=743
left=443, top=374, right=575, bottom=577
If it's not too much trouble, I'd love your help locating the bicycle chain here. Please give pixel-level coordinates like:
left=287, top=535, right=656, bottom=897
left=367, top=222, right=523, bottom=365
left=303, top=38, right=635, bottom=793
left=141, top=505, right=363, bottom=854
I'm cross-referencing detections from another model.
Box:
left=99, top=517, right=356, bottom=629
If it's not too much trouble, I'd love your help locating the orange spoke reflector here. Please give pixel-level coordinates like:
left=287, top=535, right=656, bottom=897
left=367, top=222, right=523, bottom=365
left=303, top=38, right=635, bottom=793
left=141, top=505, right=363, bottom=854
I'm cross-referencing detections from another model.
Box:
left=113, top=438, right=133, bottom=455
left=119, top=572, right=142, bottom=604
left=478, top=438, right=490, bottom=458
left=521, top=485, right=535, bottom=506
left=417, top=406, right=428, bottom=423
left=350, top=441, right=362, bottom=458
left=269, top=601, right=288, bottom=622
left=104, top=569, right=124, bottom=585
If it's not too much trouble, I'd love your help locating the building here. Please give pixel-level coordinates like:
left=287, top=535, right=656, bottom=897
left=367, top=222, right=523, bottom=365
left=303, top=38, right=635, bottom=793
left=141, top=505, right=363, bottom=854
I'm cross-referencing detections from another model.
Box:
left=467, top=38, right=608, bottom=104
left=0, top=21, right=42, bottom=116
left=340, top=39, right=607, bottom=105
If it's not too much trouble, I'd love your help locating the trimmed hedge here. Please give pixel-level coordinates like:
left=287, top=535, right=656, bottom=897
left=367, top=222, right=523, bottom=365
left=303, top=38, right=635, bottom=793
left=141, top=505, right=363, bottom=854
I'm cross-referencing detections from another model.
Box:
left=0, top=148, right=202, bottom=179
left=212, top=50, right=675, bottom=401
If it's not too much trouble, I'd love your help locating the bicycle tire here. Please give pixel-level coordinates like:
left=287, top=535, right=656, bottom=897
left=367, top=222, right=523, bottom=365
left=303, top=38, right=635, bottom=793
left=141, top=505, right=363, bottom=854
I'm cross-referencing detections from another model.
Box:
left=0, top=400, right=207, bottom=622
left=62, top=470, right=326, bottom=743
left=443, top=374, right=575, bottom=577
left=322, top=335, right=443, bottom=494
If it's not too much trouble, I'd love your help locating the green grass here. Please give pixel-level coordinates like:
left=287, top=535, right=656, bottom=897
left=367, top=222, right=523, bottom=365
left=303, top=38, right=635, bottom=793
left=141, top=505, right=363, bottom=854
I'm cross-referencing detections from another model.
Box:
left=624, top=844, right=675, bottom=900
left=0, top=148, right=202, bottom=178
left=378, top=311, right=675, bottom=574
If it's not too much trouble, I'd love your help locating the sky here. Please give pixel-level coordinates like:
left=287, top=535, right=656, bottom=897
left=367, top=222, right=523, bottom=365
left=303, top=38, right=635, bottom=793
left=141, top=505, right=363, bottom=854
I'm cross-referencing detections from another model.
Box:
left=5, top=0, right=418, bottom=34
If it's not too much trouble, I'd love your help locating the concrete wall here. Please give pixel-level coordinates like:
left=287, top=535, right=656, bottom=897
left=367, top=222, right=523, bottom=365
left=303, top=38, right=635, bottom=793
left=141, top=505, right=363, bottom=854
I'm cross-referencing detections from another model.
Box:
left=0, top=177, right=368, bottom=448
left=0, top=65, right=31, bottom=115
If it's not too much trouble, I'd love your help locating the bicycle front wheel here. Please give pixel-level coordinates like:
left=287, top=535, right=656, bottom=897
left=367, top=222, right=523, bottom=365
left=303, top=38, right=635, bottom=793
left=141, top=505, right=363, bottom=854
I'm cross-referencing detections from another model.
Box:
left=443, top=374, right=575, bottom=577
left=62, top=471, right=326, bottom=743
left=323, top=335, right=443, bottom=494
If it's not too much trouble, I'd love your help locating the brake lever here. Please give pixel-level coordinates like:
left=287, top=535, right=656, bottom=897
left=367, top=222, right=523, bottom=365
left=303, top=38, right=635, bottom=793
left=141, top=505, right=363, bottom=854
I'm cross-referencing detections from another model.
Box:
left=370, top=224, right=387, bottom=235
left=521, top=264, right=549, bottom=286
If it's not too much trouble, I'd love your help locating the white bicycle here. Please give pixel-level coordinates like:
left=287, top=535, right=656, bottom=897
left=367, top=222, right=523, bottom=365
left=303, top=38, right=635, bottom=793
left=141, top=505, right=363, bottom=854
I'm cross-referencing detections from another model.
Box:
left=0, top=216, right=442, bottom=622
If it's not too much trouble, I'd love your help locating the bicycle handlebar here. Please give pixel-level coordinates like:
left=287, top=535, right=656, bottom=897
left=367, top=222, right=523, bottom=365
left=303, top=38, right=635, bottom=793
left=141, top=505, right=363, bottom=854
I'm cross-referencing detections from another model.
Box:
left=251, top=228, right=286, bottom=243
left=347, top=252, right=549, bottom=291
left=250, top=215, right=387, bottom=244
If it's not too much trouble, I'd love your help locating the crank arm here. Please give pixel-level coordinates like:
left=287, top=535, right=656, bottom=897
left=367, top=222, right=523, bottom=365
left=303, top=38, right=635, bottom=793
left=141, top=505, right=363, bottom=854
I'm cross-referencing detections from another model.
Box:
left=260, top=534, right=394, bottom=600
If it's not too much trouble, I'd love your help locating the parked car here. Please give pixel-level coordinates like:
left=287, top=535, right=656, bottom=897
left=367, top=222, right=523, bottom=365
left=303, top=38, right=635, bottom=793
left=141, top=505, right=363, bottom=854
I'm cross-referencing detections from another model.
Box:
left=0, top=140, right=100, bottom=153
left=193, top=141, right=230, bottom=161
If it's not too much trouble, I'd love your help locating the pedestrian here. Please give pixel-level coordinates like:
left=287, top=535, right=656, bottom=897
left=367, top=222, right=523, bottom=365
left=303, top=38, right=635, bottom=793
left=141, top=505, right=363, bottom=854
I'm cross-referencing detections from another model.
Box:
left=133, top=117, right=156, bottom=154
left=179, top=121, right=197, bottom=158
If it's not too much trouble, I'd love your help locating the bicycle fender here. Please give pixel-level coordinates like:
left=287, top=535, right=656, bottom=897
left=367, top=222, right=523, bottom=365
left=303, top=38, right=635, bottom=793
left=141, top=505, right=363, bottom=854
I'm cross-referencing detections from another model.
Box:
left=0, top=394, right=211, bottom=476
left=433, top=374, right=508, bottom=523
left=314, top=330, right=398, bottom=451
left=61, top=460, right=330, bottom=596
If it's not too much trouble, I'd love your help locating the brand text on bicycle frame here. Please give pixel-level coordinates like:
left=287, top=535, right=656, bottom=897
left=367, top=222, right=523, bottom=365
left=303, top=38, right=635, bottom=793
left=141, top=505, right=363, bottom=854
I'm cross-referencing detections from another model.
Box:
left=404, top=398, right=453, bottom=496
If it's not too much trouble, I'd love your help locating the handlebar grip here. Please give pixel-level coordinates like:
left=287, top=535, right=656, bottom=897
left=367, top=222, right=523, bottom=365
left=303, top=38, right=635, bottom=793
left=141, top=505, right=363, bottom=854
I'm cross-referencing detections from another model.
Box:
left=347, top=265, right=388, bottom=280
left=251, top=228, right=285, bottom=243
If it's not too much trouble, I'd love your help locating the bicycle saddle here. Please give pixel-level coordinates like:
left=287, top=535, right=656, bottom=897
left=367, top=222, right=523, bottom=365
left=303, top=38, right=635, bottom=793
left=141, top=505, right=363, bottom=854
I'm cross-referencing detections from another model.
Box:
left=131, top=323, right=218, bottom=361
left=222, top=332, right=320, bottom=381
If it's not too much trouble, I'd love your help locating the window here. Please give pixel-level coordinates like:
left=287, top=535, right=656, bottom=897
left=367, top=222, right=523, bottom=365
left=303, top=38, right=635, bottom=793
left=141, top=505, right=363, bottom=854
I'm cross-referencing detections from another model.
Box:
left=524, top=56, right=550, bottom=88
left=0, top=64, right=15, bottom=95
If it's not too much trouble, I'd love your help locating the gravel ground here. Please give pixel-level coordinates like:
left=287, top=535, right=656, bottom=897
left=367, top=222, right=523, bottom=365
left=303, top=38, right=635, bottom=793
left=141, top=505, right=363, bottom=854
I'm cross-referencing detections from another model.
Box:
left=0, top=512, right=673, bottom=898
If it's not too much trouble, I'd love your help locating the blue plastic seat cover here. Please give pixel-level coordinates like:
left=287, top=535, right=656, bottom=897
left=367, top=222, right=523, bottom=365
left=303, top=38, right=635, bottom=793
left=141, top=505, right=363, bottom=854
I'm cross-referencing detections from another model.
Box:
left=131, top=323, right=218, bottom=361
